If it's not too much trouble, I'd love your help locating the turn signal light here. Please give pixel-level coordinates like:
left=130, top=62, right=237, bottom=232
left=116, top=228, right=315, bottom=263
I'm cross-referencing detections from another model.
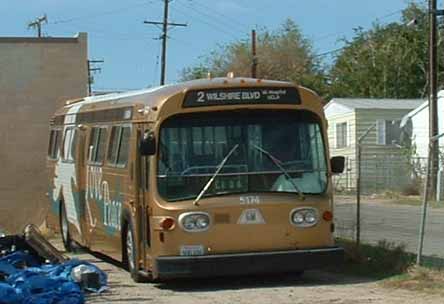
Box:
left=160, top=218, right=175, bottom=231
left=323, top=211, right=333, bottom=221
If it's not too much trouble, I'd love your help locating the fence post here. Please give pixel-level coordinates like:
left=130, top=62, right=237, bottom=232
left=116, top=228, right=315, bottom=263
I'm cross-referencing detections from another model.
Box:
left=416, top=132, right=444, bottom=265
left=356, top=124, right=377, bottom=247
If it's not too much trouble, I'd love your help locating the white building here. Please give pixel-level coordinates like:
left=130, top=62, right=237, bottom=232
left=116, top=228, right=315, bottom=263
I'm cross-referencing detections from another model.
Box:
left=325, top=98, right=423, bottom=192
left=400, top=91, right=444, bottom=158
left=401, top=91, right=444, bottom=200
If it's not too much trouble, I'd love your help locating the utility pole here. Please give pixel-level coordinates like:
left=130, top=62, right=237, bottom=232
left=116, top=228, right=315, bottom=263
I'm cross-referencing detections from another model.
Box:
left=87, top=60, right=104, bottom=96
left=144, top=0, right=187, bottom=85
left=251, top=29, right=258, bottom=78
left=28, top=15, right=47, bottom=37
left=428, top=0, right=440, bottom=199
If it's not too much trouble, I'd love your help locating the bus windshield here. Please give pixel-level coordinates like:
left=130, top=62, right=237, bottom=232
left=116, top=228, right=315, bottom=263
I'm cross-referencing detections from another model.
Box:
left=157, top=110, right=327, bottom=201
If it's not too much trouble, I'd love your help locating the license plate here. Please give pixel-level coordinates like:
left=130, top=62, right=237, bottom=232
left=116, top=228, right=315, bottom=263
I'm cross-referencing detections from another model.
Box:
left=180, top=245, right=205, bottom=256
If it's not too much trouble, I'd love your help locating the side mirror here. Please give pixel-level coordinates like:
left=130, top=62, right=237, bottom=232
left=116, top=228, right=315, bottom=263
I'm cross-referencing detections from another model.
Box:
left=140, top=131, right=156, bottom=156
left=330, top=156, right=345, bottom=174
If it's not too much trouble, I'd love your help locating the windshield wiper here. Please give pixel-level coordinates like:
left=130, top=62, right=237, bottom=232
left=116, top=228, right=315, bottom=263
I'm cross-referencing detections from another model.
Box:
left=252, top=144, right=305, bottom=201
left=193, top=144, right=240, bottom=206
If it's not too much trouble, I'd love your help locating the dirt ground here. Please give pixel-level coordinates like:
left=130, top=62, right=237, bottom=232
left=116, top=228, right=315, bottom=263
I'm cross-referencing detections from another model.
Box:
left=61, top=248, right=442, bottom=304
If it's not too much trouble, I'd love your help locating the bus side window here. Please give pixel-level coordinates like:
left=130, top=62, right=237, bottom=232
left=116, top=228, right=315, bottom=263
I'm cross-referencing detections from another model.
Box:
left=62, top=128, right=72, bottom=161
left=107, top=125, right=130, bottom=168
left=96, top=127, right=108, bottom=163
left=89, top=127, right=108, bottom=164
left=116, top=126, right=130, bottom=167
left=69, top=129, right=78, bottom=161
left=48, top=129, right=61, bottom=159
left=88, top=127, right=100, bottom=163
left=107, top=126, right=120, bottom=165
left=61, top=128, right=78, bottom=162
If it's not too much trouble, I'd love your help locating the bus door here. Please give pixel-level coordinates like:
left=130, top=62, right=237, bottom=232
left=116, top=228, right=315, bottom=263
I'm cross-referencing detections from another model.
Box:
left=137, top=126, right=152, bottom=269
left=72, top=125, right=88, bottom=245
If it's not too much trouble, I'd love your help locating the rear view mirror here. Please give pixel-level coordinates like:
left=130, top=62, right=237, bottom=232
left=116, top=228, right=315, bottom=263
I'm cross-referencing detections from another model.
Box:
left=330, top=156, right=345, bottom=174
left=140, top=131, right=156, bottom=156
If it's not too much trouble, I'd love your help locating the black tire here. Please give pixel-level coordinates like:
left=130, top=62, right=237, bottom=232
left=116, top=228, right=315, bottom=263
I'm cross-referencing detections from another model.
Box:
left=59, top=201, right=73, bottom=252
left=122, top=219, right=145, bottom=283
left=294, top=270, right=305, bottom=277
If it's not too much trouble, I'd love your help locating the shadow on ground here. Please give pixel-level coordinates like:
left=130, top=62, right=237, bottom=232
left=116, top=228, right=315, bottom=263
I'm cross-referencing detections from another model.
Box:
left=153, top=269, right=374, bottom=292
left=54, top=238, right=382, bottom=293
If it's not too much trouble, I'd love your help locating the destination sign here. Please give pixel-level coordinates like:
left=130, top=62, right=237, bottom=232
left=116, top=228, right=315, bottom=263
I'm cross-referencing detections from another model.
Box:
left=183, top=87, right=301, bottom=107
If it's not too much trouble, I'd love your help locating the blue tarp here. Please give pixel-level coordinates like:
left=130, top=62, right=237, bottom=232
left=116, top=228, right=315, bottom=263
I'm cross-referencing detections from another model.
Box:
left=0, top=252, right=107, bottom=304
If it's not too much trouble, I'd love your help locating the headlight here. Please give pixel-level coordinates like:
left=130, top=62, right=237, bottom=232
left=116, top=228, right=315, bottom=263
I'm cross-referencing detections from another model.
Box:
left=290, top=208, right=318, bottom=227
left=292, top=212, right=305, bottom=225
left=179, top=212, right=211, bottom=232
left=304, top=210, right=317, bottom=224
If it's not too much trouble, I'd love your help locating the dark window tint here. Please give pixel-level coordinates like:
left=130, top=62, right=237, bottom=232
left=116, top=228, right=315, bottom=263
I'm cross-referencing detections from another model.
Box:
left=385, top=120, right=402, bottom=145
left=107, top=126, right=120, bottom=164
left=48, top=130, right=61, bottom=159
left=62, top=129, right=72, bottom=161
left=62, top=128, right=77, bottom=162
left=89, top=127, right=108, bottom=163
left=117, top=127, right=130, bottom=166
left=96, top=128, right=108, bottom=163
left=70, top=129, right=78, bottom=161
left=88, top=128, right=100, bottom=162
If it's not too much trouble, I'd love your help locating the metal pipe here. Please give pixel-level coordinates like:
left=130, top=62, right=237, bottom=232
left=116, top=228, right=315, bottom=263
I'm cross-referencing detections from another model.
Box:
left=356, top=123, right=377, bottom=247
left=417, top=132, right=444, bottom=265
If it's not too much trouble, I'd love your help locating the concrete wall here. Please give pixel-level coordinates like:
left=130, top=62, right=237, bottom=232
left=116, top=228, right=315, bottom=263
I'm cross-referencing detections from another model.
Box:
left=0, top=33, right=88, bottom=233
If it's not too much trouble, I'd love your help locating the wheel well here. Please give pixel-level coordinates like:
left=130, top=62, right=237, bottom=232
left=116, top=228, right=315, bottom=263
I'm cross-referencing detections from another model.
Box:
left=120, top=211, right=131, bottom=263
left=121, top=210, right=131, bottom=239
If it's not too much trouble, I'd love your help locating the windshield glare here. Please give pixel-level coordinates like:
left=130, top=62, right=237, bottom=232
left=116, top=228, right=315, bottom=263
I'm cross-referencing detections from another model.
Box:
left=157, top=111, right=327, bottom=201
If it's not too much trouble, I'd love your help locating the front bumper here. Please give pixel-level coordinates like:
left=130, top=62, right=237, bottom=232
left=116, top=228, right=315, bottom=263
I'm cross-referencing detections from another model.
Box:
left=154, top=246, right=344, bottom=279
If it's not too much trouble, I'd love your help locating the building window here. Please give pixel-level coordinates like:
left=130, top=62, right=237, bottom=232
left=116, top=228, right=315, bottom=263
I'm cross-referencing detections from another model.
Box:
left=377, top=120, right=401, bottom=145
left=336, top=122, right=348, bottom=149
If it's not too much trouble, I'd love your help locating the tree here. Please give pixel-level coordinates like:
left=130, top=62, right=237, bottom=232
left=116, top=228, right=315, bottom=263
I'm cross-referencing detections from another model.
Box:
left=180, top=19, right=328, bottom=97
left=328, top=1, right=439, bottom=99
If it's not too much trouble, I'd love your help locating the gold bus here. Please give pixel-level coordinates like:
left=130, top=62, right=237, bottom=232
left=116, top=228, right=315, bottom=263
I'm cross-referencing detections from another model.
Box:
left=47, top=77, right=345, bottom=282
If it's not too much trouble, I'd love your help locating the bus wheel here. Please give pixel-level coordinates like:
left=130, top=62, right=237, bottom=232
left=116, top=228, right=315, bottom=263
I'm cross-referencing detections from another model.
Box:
left=122, top=219, right=144, bottom=283
left=59, top=201, right=72, bottom=252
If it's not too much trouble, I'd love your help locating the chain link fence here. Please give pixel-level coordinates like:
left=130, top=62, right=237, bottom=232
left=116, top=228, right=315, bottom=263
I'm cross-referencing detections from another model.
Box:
left=333, top=155, right=430, bottom=195
left=333, top=153, right=444, bottom=266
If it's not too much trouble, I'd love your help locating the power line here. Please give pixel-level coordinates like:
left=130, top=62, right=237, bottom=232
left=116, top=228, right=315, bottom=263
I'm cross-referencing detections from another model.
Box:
left=87, top=59, right=104, bottom=96
left=48, top=1, right=154, bottom=25
left=152, top=40, right=162, bottom=86
left=312, top=9, right=403, bottom=44
left=312, top=8, right=408, bottom=58
left=313, top=47, right=344, bottom=58
left=172, top=1, right=241, bottom=40
left=177, top=0, right=249, bottom=33
left=144, top=0, right=187, bottom=85
left=28, top=15, right=47, bottom=37
left=47, top=22, right=155, bottom=41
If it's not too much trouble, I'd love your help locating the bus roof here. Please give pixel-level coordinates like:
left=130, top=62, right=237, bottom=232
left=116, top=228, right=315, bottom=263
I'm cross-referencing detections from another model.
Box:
left=53, top=77, right=323, bottom=123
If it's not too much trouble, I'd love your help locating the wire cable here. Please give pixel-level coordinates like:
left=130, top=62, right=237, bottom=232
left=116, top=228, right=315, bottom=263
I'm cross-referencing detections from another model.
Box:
left=172, top=1, right=242, bottom=40
left=48, top=1, right=154, bottom=25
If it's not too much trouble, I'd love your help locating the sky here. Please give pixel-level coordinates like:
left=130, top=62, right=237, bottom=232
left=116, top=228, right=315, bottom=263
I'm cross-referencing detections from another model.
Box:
left=0, top=0, right=430, bottom=92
